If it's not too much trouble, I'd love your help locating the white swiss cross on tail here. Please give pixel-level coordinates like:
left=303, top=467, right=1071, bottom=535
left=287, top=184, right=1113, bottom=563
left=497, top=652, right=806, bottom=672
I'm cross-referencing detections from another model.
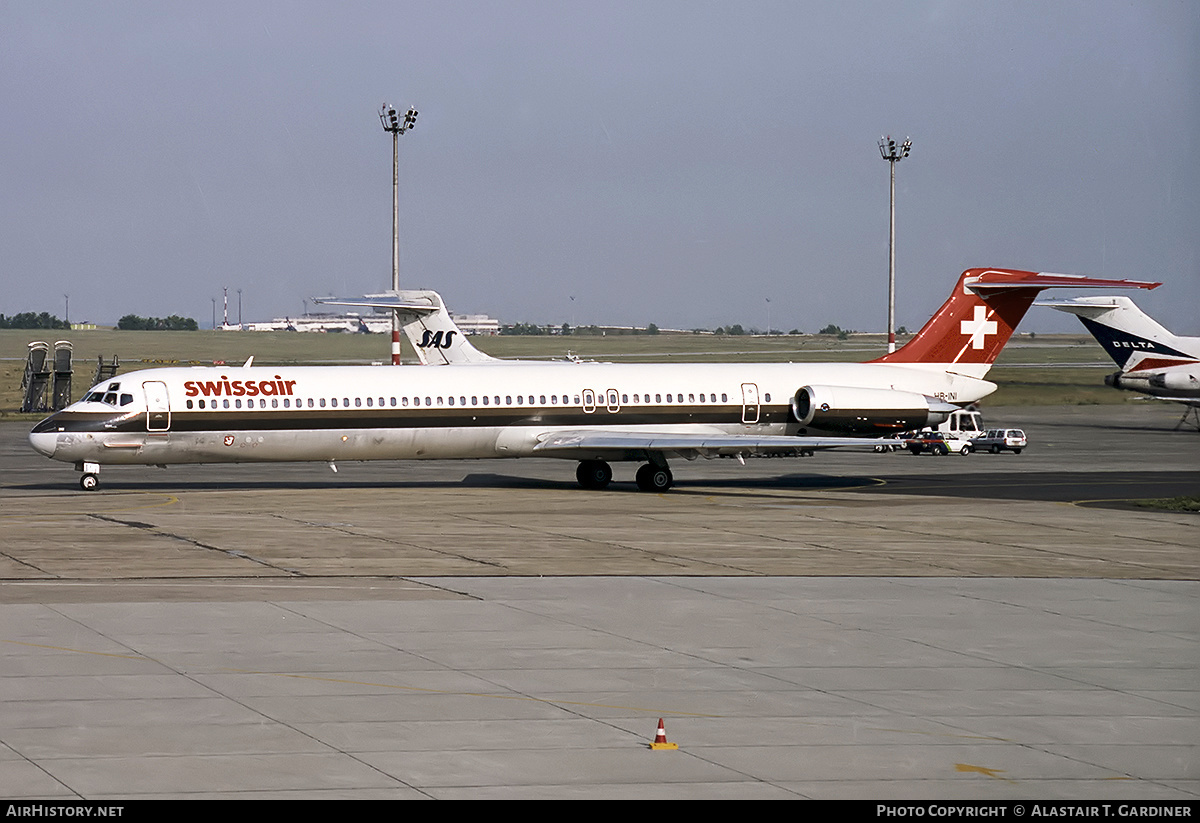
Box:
left=960, top=305, right=998, bottom=350
left=870, top=268, right=1160, bottom=379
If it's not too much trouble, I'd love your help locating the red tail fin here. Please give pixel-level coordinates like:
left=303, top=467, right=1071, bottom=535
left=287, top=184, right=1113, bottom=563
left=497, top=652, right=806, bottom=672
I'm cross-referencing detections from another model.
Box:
left=872, top=268, right=1159, bottom=373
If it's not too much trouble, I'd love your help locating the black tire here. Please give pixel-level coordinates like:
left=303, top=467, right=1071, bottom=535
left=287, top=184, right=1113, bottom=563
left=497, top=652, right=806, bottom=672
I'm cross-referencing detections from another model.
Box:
left=960, top=445, right=971, bottom=456
left=1013, top=448, right=1022, bottom=455
left=576, top=460, right=612, bottom=490
left=80, top=473, right=99, bottom=492
left=990, top=445, right=1001, bottom=454
left=636, top=463, right=673, bottom=493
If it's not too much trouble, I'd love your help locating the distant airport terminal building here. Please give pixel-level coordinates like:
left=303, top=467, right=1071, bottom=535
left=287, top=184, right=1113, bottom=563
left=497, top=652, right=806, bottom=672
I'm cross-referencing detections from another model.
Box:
left=245, top=310, right=498, bottom=335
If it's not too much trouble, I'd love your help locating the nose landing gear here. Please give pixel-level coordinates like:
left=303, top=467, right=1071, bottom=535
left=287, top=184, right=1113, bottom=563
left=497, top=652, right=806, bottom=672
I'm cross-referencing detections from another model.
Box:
left=77, top=462, right=102, bottom=491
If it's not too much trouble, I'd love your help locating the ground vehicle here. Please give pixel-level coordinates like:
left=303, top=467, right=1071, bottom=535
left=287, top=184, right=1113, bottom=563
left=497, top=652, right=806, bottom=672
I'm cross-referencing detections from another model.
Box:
left=971, top=428, right=1027, bottom=454
left=905, top=431, right=973, bottom=455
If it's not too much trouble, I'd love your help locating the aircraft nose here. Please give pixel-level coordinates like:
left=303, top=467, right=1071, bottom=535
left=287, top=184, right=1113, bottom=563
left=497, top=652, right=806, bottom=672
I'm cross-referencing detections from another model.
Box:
left=28, top=431, right=57, bottom=458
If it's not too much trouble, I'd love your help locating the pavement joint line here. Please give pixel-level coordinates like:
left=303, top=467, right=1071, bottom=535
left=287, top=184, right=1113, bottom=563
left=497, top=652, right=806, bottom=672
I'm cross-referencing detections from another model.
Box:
left=85, top=512, right=302, bottom=576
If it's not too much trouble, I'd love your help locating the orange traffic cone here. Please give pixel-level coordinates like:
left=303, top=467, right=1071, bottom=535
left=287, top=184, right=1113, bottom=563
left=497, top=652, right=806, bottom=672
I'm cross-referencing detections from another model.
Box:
left=649, top=718, right=678, bottom=750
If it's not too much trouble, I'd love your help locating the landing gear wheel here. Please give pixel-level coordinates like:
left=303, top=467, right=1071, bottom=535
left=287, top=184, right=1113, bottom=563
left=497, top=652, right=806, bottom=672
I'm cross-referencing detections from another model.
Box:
left=635, top=463, right=673, bottom=493
left=80, top=473, right=99, bottom=492
left=576, top=460, right=612, bottom=490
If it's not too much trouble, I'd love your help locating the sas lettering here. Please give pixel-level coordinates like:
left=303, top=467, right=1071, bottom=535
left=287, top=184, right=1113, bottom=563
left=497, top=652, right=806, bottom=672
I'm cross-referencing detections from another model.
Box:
left=419, top=330, right=456, bottom=349
left=184, top=376, right=297, bottom=398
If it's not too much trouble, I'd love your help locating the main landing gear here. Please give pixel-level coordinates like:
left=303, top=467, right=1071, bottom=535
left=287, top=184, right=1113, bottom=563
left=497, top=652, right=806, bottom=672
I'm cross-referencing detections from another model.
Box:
left=575, top=459, right=674, bottom=492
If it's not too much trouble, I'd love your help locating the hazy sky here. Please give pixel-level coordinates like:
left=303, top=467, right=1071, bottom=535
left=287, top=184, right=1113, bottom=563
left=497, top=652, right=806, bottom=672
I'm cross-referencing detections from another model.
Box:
left=2, top=1, right=1197, bottom=334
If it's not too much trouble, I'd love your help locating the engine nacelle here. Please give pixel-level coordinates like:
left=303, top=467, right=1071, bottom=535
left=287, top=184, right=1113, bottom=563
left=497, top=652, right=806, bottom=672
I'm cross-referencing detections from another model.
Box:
left=1149, top=371, right=1199, bottom=391
left=791, top=385, right=954, bottom=434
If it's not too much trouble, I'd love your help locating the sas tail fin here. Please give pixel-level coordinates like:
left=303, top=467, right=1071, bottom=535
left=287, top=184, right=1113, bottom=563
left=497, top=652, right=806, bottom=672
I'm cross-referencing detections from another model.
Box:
left=314, top=290, right=496, bottom=365
left=1040, top=295, right=1199, bottom=373
left=871, top=268, right=1160, bottom=378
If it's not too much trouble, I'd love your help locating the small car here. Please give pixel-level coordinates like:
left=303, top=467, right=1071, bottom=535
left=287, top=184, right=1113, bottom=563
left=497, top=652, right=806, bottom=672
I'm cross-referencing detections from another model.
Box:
left=904, top=431, right=973, bottom=456
left=971, top=429, right=1027, bottom=454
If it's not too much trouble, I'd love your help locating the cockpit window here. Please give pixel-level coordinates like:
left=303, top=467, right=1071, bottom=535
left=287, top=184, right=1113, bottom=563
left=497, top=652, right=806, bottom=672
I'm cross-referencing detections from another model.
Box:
left=84, top=383, right=131, bottom=407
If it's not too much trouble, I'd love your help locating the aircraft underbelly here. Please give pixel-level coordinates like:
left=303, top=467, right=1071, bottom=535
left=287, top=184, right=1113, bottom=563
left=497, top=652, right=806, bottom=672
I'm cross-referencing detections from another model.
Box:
left=50, top=427, right=510, bottom=465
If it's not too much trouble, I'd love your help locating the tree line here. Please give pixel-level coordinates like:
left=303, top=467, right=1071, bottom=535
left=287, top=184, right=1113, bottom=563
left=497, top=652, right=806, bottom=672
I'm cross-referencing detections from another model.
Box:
left=0, top=312, right=70, bottom=329
left=117, top=314, right=199, bottom=331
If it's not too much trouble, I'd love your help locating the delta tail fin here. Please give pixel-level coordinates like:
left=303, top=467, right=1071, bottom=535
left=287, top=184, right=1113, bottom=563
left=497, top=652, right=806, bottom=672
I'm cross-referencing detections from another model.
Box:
left=1039, top=295, right=1199, bottom=373
left=313, top=290, right=497, bottom=365
left=871, top=268, right=1160, bottom=378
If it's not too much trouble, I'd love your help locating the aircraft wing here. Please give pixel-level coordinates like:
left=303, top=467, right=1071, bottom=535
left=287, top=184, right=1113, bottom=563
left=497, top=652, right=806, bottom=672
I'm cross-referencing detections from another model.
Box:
left=532, top=429, right=893, bottom=459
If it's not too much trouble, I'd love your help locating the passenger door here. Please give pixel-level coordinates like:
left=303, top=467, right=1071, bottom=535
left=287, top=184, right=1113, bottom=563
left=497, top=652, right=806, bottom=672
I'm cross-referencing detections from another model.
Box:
left=741, top=383, right=760, bottom=424
left=144, top=381, right=171, bottom=432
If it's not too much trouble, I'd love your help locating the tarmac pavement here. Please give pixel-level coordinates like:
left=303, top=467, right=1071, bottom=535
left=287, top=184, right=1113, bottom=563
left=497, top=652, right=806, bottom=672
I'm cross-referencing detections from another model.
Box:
left=0, top=405, right=1196, bottom=798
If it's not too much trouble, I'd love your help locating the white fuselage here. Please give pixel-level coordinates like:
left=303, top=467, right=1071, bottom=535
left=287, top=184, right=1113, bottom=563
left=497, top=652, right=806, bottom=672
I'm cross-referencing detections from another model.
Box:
left=30, top=360, right=994, bottom=467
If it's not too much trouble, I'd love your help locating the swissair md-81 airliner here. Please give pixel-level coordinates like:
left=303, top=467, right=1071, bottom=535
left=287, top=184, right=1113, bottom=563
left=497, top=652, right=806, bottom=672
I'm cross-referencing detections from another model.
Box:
left=30, top=268, right=1157, bottom=491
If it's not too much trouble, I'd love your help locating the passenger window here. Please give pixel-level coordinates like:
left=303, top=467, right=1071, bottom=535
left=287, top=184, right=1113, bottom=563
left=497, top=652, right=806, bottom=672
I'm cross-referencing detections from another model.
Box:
left=448, top=396, right=455, bottom=406
left=366, top=397, right=373, bottom=407
left=186, top=400, right=194, bottom=409
left=482, top=396, right=489, bottom=405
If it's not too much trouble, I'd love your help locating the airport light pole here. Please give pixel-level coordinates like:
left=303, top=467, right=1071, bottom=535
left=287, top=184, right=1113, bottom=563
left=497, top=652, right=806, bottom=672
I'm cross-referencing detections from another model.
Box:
left=878, top=135, right=911, bottom=354
left=380, top=103, right=418, bottom=364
